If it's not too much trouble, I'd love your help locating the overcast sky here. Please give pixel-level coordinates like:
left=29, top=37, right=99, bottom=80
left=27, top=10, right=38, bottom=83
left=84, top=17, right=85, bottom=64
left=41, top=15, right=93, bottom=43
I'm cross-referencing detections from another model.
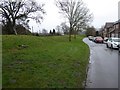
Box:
left=29, top=0, right=120, bottom=32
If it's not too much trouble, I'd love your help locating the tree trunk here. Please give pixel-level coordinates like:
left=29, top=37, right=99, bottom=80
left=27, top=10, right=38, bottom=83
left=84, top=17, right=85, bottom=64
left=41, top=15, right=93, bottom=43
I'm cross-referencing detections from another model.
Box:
left=74, top=29, right=76, bottom=39
left=69, top=30, right=71, bottom=41
left=12, top=23, right=17, bottom=35
left=7, top=22, right=14, bottom=34
left=13, top=26, right=17, bottom=35
left=13, top=20, right=17, bottom=35
left=74, top=34, right=76, bottom=39
left=69, top=26, right=72, bottom=42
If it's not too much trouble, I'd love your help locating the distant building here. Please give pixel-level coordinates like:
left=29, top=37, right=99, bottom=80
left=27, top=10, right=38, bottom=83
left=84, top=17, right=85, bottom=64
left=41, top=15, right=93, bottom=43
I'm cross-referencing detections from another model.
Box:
left=102, top=20, right=120, bottom=38
left=103, top=22, right=114, bottom=37
left=109, top=20, right=120, bottom=37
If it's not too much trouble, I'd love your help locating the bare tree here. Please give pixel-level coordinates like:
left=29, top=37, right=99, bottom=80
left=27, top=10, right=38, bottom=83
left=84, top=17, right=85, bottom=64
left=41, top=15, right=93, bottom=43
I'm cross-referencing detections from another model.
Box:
left=85, top=26, right=96, bottom=37
left=42, top=28, right=47, bottom=35
left=0, top=0, right=45, bottom=35
left=56, top=0, right=93, bottom=41
left=60, top=22, right=69, bottom=34
left=55, top=25, right=61, bottom=34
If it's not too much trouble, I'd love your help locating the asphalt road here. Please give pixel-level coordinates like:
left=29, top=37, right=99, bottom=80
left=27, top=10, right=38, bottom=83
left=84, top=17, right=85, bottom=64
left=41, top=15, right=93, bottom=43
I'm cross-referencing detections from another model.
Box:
left=83, top=38, right=119, bottom=88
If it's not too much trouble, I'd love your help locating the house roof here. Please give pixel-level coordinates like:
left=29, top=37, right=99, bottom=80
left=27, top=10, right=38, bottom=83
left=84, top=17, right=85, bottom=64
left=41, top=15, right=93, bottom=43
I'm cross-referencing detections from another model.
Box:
left=104, top=22, right=114, bottom=29
left=114, top=19, right=120, bottom=24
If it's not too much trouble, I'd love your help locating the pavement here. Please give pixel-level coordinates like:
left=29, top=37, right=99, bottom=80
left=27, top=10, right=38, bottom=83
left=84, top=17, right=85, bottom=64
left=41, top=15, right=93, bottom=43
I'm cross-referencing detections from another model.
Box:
left=83, top=38, right=119, bottom=88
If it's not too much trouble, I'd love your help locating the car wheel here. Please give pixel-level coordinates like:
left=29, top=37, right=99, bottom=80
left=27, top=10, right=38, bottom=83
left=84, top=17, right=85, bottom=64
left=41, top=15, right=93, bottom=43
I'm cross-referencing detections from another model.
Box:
left=118, top=45, right=120, bottom=53
left=111, top=44, right=113, bottom=49
left=106, top=44, right=109, bottom=48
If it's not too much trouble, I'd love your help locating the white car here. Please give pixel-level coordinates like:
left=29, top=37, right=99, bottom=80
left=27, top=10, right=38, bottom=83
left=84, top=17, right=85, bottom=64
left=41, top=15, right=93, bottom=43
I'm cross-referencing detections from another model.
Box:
left=106, top=37, right=120, bottom=49
left=118, top=44, right=120, bottom=53
left=88, top=36, right=94, bottom=41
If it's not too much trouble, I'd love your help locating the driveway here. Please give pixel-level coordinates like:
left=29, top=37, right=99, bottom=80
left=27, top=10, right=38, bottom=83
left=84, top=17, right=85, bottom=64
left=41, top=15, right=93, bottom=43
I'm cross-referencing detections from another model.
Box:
left=83, top=38, right=118, bottom=88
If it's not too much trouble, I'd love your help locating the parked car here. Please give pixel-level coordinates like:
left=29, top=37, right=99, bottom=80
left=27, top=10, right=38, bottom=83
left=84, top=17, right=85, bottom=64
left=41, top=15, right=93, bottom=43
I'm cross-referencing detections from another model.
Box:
left=117, top=44, right=120, bottom=53
left=88, top=36, right=94, bottom=41
left=106, top=37, right=120, bottom=49
left=94, top=37, right=103, bottom=43
left=93, top=37, right=97, bottom=42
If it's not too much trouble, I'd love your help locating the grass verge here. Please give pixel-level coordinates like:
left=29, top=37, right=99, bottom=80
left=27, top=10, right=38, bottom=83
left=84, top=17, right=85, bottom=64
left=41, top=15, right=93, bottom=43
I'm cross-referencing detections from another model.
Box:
left=2, top=35, right=89, bottom=88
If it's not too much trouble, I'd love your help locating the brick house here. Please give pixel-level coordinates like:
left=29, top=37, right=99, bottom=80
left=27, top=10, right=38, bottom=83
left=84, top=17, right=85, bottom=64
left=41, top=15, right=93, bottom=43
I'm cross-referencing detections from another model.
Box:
left=108, top=19, right=120, bottom=38
left=102, top=20, right=120, bottom=38
left=103, top=22, right=114, bottom=38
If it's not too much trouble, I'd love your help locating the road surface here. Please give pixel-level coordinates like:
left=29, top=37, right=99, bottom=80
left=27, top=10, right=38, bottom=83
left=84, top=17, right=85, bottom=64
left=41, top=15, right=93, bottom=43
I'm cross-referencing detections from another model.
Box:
left=83, top=38, right=118, bottom=88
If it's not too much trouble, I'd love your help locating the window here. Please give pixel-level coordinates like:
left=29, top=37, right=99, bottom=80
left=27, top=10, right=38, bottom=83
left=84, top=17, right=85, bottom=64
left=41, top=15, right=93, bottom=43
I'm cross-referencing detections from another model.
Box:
left=116, top=24, right=119, bottom=29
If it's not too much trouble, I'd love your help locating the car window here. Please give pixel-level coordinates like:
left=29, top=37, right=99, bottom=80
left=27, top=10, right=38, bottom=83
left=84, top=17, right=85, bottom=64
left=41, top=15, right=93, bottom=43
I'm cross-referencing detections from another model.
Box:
left=108, top=38, right=112, bottom=41
left=113, top=39, right=120, bottom=42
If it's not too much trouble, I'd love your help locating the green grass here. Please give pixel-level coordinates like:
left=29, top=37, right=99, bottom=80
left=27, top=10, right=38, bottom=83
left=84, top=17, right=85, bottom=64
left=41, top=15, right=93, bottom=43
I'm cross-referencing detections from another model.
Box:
left=2, top=35, right=89, bottom=88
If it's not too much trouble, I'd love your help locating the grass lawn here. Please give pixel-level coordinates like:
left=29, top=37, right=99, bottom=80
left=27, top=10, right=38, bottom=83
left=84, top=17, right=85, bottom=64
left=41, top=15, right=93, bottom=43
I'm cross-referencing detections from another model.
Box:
left=2, top=35, right=89, bottom=88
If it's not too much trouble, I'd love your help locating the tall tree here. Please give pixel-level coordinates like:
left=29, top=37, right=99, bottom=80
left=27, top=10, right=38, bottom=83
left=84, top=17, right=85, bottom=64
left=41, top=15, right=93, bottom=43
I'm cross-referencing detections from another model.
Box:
left=53, top=29, right=56, bottom=35
left=56, top=0, right=93, bottom=41
left=49, top=30, right=52, bottom=35
left=0, top=0, right=45, bottom=35
left=85, top=26, right=96, bottom=36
